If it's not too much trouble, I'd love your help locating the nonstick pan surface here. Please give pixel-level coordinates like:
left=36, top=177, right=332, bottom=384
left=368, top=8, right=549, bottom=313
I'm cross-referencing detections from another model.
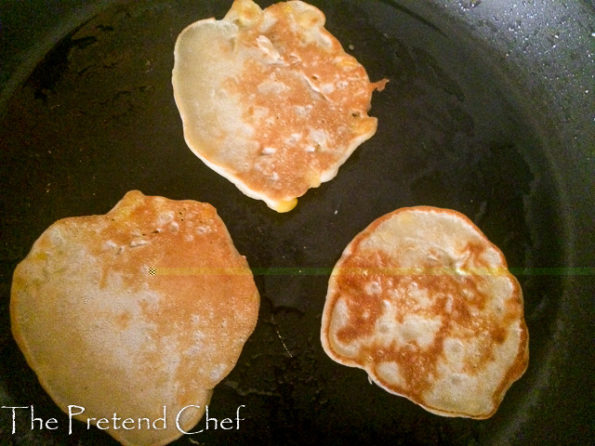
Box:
left=0, top=0, right=593, bottom=445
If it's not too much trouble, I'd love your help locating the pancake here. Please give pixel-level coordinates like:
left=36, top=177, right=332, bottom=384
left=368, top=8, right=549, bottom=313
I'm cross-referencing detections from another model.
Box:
left=172, top=0, right=386, bottom=212
left=10, top=191, right=260, bottom=445
left=320, top=206, right=528, bottom=419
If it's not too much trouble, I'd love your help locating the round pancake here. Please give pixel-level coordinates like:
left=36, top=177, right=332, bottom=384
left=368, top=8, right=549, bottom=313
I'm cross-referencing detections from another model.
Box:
left=172, top=0, right=386, bottom=212
left=11, top=191, right=260, bottom=445
left=320, top=206, right=529, bottom=419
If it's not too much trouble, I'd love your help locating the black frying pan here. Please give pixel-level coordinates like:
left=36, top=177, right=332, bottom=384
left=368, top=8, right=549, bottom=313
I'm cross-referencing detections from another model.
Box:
left=0, top=0, right=593, bottom=444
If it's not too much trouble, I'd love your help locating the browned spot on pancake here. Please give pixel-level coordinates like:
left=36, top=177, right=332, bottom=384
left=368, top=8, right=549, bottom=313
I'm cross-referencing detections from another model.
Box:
left=115, top=311, right=132, bottom=330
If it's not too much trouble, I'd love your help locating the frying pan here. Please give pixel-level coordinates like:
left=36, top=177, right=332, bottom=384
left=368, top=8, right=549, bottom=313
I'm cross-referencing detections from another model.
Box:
left=0, top=0, right=593, bottom=444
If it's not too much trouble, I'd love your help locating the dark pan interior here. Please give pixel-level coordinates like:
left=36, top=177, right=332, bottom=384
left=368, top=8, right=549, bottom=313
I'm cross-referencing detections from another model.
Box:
left=0, top=0, right=591, bottom=445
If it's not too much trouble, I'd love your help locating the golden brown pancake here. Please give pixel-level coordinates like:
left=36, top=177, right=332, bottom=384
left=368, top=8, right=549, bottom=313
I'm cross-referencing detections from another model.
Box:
left=321, top=206, right=528, bottom=419
left=11, top=191, right=259, bottom=445
left=172, top=0, right=386, bottom=212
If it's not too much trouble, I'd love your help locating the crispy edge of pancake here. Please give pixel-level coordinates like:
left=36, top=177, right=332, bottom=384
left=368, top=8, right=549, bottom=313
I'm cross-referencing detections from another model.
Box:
left=172, top=0, right=385, bottom=213
left=10, top=190, right=260, bottom=445
left=320, top=206, right=529, bottom=419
